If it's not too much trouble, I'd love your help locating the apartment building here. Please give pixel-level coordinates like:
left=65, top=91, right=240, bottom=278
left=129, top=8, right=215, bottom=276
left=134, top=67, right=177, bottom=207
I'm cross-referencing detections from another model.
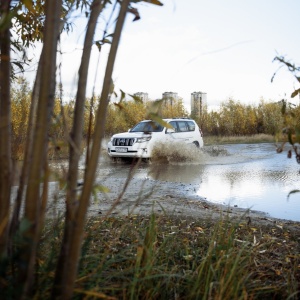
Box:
left=191, top=91, right=207, bottom=118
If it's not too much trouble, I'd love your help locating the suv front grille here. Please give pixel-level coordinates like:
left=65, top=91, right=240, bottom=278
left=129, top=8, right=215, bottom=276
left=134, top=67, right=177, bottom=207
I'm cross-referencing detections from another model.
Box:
left=113, top=138, right=135, bottom=146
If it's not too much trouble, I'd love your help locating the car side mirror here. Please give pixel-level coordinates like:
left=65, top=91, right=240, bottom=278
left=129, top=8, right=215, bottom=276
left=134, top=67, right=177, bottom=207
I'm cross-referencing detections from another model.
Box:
left=128, top=129, right=131, bottom=132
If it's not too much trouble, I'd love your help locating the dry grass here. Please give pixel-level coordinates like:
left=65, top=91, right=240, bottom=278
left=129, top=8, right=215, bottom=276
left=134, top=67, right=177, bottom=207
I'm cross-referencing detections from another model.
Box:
left=32, top=214, right=300, bottom=300
left=204, top=134, right=276, bottom=145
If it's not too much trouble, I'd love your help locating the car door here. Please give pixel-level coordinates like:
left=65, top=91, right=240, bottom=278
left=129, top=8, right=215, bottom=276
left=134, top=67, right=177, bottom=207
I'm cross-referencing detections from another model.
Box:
left=176, top=121, right=194, bottom=142
left=166, top=121, right=190, bottom=143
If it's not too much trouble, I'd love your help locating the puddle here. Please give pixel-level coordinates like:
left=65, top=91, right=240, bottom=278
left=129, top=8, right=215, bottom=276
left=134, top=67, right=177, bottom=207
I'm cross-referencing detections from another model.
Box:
left=117, top=143, right=300, bottom=221
left=48, top=142, right=300, bottom=221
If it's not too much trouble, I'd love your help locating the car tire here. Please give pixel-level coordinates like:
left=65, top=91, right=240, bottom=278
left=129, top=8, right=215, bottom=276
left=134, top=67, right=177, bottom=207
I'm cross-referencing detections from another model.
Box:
left=193, top=141, right=200, bottom=148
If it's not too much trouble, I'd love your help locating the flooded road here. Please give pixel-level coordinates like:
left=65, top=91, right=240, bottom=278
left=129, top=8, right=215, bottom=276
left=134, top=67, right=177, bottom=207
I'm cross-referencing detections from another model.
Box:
left=88, top=143, right=300, bottom=222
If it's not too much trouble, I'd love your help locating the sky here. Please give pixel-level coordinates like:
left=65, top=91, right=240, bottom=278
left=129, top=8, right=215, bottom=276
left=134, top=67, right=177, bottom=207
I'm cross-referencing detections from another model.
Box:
left=28, top=0, right=300, bottom=112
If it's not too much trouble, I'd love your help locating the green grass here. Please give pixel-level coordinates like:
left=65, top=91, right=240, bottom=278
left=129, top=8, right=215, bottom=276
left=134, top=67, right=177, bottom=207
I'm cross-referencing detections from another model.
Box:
left=29, top=214, right=300, bottom=299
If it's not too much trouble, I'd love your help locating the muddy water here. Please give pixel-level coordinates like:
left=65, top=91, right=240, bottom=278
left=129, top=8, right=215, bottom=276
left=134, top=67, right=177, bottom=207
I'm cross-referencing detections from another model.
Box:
left=87, top=143, right=300, bottom=222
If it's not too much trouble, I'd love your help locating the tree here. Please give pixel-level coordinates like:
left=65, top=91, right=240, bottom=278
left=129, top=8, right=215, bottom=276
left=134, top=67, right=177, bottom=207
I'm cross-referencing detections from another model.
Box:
left=0, top=0, right=164, bottom=298
left=17, top=0, right=62, bottom=296
left=273, top=56, right=300, bottom=159
left=0, top=0, right=13, bottom=260
left=52, top=0, right=116, bottom=297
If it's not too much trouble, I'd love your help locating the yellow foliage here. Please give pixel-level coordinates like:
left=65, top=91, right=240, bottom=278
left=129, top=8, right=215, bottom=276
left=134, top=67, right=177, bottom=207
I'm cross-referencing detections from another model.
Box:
left=11, top=79, right=292, bottom=158
left=105, top=98, right=188, bottom=135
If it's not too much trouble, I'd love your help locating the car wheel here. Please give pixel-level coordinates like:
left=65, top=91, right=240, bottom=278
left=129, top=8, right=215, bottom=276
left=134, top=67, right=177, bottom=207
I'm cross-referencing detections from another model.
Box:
left=193, top=141, right=200, bottom=148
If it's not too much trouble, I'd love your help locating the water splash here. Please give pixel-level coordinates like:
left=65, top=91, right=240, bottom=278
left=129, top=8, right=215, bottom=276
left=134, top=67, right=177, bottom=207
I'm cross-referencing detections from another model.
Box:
left=203, top=145, right=229, bottom=157
left=151, top=142, right=229, bottom=164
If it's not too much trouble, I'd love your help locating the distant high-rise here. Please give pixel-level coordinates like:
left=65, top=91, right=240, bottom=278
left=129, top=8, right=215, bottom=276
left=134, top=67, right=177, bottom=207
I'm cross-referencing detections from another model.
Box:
left=162, top=92, right=178, bottom=106
left=134, top=92, right=149, bottom=102
left=191, top=91, right=207, bottom=118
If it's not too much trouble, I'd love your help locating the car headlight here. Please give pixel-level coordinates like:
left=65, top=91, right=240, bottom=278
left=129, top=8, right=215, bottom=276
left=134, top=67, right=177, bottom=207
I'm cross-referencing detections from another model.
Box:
left=136, top=136, right=152, bottom=143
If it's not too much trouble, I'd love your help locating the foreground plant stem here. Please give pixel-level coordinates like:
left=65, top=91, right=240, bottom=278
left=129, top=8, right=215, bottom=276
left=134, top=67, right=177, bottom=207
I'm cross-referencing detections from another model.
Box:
left=52, top=0, right=130, bottom=299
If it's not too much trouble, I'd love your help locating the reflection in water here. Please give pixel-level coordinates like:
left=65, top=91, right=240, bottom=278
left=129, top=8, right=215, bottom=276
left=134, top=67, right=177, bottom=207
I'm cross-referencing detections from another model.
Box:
left=145, top=143, right=300, bottom=221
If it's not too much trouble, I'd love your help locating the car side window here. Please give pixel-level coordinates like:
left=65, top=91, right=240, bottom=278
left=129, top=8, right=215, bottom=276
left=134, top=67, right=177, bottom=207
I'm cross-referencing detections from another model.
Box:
left=177, top=121, right=188, bottom=132
left=167, top=121, right=178, bottom=132
left=187, top=121, right=195, bottom=131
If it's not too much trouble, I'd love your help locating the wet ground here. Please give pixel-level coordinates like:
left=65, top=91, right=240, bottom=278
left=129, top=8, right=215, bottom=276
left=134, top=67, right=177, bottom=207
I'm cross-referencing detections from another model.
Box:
left=22, top=143, right=300, bottom=221
left=88, top=143, right=300, bottom=222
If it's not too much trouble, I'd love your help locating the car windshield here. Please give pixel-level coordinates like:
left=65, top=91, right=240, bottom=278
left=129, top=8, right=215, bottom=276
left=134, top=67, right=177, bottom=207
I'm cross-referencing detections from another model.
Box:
left=130, top=121, right=164, bottom=133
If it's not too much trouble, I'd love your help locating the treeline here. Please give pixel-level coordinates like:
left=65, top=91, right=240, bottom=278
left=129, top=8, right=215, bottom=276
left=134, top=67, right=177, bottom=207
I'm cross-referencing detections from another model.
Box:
left=11, top=78, right=189, bottom=145
left=200, top=98, right=300, bottom=136
left=11, top=77, right=299, bottom=157
left=106, top=98, right=299, bottom=137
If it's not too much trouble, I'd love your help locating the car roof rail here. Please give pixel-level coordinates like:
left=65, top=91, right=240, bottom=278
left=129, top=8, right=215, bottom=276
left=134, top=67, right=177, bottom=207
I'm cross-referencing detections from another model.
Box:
left=172, top=117, right=191, bottom=119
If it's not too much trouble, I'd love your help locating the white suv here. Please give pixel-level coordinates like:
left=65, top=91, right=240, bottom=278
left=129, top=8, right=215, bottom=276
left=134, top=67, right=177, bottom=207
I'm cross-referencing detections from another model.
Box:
left=107, top=118, right=203, bottom=159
